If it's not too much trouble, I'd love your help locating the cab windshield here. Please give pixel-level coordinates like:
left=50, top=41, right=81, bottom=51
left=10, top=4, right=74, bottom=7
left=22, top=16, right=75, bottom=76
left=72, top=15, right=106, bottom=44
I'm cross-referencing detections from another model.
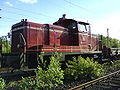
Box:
left=78, top=22, right=90, bottom=32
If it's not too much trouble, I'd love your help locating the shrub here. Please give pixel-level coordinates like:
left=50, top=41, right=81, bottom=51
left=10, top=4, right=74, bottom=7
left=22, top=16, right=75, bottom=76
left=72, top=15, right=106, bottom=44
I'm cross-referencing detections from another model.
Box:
left=7, top=77, right=36, bottom=90
left=35, top=54, right=64, bottom=89
left=64, top=56, right=104, bottom=81
left=8, top=54, right=64, bottom=89
left=103, top=60, right=120, bottom=73
left=0, top=78, right=5, bottom=90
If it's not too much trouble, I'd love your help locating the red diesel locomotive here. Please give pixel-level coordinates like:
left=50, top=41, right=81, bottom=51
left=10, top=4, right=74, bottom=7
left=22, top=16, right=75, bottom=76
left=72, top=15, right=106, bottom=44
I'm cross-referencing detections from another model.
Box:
left=2, top=15, right=102, bottom=68
left=12, top=15, right=100, bottom=53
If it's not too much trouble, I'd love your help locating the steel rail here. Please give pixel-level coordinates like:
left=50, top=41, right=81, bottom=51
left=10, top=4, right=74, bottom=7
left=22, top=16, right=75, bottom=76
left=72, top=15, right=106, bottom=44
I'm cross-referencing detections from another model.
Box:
left=68, top=70, right=120, bottom=90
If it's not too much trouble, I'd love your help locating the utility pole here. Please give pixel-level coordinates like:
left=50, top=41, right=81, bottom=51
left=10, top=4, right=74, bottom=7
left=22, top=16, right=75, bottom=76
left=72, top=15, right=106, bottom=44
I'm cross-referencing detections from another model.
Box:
left=107, top=28, right=110, bottom=48
left=0, top=9, right=1, bottom=54
left=0, top=9, right=1, bottom=19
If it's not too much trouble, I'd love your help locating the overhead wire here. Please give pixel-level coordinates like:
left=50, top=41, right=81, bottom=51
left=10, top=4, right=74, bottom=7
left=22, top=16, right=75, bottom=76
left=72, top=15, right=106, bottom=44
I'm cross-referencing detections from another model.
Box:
left=63, top=0, right=96, bottom=14
left=1, top=0, right=96, bottom=22
left=2, top=10, right=43, bottom=21
left=1, top=0, right=98, bottom=24
left=47, top=0, right=69, bottom=11
left=1, top=16, right=18, bottom=22
left=1, top=2, right=74, bottom=24
left=0, top=5, right=58, bottom=25
left=2, top=5, right=57, bottom=19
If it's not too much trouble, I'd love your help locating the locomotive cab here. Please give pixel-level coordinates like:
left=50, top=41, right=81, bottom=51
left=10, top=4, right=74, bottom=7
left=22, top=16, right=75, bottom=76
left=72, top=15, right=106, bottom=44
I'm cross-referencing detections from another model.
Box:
left=53, top=15, right=90, bottom=34
left=53, top=16, right=91, bottom=46
left=54, top=19, right=77, bottom=31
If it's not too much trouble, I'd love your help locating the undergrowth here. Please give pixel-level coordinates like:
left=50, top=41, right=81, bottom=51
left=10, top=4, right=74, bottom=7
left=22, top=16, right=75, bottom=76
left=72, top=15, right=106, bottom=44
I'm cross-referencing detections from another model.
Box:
left=6, top=54, right=64, bottom=90
left=64, top=56, right=104, bottom=81
left=1, top=55, right=119, bottom=89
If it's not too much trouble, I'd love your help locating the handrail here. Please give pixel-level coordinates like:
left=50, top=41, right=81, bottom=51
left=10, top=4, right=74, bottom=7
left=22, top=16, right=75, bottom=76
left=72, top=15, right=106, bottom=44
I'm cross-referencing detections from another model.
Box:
left=19, top=33, right=26, bottom=68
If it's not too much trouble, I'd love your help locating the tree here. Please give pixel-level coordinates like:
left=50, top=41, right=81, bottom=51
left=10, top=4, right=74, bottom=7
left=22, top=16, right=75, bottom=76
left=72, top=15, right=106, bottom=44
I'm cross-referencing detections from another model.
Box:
left=0, top=37, right=11, bottom=53
left=98, top=35, right=120, bottom=48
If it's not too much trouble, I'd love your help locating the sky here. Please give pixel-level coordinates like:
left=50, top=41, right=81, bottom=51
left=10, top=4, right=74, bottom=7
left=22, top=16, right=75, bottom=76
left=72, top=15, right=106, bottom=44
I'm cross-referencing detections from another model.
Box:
left=0, top=0, right=120, bottom=40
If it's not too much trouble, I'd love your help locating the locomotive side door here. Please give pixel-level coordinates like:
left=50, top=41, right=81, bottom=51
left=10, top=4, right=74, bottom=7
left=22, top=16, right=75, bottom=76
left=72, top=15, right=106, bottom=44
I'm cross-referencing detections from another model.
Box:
left=68, top=21, right=79, bottom=46
left=77, top=22, right=90, bottom=50
left=44, top=24, right=49, bottom=45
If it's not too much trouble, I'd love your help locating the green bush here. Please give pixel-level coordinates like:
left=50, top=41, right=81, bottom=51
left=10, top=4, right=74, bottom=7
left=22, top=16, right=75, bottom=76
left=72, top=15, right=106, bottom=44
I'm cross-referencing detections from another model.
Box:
left=64, top=56, right=104, bottom=81
left=0, top=78, right=5, bottom=90
left=8, top=54, right=64, bottom=89
left=2, top=39, right=11, bottom=53
left=103, top=60, right=120, bottom=73
left=7, top=77, right=36, bottom=90
left=35, top=54, right=64, bottom=89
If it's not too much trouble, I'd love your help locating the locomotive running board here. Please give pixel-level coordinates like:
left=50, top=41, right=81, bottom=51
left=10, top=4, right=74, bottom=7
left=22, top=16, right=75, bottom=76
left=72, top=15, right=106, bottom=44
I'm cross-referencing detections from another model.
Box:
left=40, top=51, right=102, bottom=55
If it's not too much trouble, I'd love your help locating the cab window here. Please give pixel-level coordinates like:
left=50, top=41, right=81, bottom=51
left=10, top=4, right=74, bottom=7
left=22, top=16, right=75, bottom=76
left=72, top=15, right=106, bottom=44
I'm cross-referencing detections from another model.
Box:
left=78, top=23, right=89, bottom=32
left=68, top=21, right=77, bottom=30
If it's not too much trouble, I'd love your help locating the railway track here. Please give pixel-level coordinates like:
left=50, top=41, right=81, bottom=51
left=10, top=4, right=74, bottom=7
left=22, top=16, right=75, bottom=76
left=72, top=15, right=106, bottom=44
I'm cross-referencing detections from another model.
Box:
left=68, top=70, right=120, bottom=90
left=0, top=68, right=36, bottom=83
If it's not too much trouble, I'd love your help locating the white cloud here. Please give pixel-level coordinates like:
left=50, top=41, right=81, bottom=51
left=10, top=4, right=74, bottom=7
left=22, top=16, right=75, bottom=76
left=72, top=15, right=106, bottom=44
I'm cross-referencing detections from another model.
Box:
left=91, top=13, right=120, bottom=40
left=19, top=0, right=37, bottom=4
left=5, top=2, right=13, bottom=7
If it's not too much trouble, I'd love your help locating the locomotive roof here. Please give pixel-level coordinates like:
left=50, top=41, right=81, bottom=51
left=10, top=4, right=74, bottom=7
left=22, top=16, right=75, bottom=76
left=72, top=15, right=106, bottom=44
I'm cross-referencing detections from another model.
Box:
left=65, top=19, right=90, bottom=25
left=11, top=19, right=66, bottom=31
left=12, top=18, right=90, bottom=30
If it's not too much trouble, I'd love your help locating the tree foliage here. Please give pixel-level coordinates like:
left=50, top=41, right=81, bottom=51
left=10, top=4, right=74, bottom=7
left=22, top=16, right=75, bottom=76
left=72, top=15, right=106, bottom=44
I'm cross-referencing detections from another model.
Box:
left=98, top=35, right=120, bottom=48
left=0, top=38, right=11, bottom=53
